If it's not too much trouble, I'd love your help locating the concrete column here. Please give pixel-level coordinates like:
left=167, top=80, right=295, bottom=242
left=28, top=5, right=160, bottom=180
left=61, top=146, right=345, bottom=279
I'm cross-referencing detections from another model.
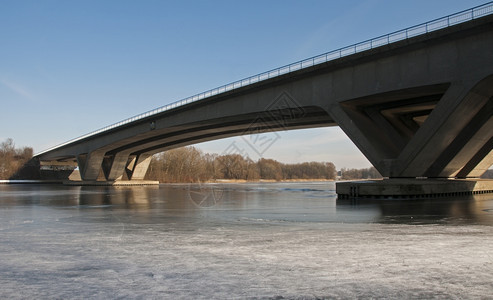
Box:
left=456, top=137, right=493, bottom=178
left=465, top=149, right=493, bottom=178
left=328, top=103, right=394, bottom=175
left=431, top=111, right=493, bottom=177
left=77, top=150, right=105, bottom=181
left=124, top=155, right=137, bottom=180
left=327, top=89, right=439, bottom=177
left=328, top=76, right=493, bottom=179
left=397, top=77, right=493, bottom=178
left=102, top=151, right=131, bottom=181
left=128, top=153, right=152, bottom=180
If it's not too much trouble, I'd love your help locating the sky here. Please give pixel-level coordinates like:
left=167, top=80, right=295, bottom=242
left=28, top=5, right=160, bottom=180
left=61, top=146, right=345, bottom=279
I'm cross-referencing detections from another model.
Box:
left=0, top=0, right=489, bottom=169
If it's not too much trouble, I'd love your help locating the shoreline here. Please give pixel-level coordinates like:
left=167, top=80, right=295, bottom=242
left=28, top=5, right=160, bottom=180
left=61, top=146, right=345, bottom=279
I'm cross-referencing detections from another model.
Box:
left=161, top=179, right=335, bottom=184
left=0, top=178, right=383, bottom=185
left=0, top=179, right=380, bottom=185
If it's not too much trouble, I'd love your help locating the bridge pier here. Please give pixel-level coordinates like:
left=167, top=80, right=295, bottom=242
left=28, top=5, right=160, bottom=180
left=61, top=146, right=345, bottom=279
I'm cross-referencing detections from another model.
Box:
left=329, top=76, right=493, bottom=180
left=102, top=151, right=131, bottom=181
left=71, top=151, right=155, bottom=184
left=77, top=151, right=106, bottom=181
left=336, top=179, right=493, bottom=200
left=62, top=151, right=157, bottom=185
left=127, top=153, right=153, bottom=180
left=331, top=76, right=493, bottom=199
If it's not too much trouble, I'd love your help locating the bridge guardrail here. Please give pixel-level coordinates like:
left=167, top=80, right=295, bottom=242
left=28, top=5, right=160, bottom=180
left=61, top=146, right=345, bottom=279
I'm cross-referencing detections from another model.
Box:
left=36, top=1, right=493, bottom=156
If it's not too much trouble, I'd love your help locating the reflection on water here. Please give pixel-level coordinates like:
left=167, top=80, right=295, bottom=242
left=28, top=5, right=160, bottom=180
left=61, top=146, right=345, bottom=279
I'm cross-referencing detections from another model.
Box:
left=1, top=182, right=492, bottom=226
left=337, top=194, right=493, bottom=225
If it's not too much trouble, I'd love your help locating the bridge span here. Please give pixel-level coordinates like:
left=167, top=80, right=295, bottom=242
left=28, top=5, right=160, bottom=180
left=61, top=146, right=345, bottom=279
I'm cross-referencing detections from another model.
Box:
left=35, top=4, right=493, bottom=197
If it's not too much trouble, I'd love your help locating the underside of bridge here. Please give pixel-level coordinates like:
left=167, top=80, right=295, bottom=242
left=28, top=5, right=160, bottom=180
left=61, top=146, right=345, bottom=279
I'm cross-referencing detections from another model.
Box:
left=43, top=106, right=334, bottom=183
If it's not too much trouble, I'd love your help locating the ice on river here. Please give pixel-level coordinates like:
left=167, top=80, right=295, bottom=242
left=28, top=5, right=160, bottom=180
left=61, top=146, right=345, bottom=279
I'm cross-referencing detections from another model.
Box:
left=0, top=183, right=492, bottom=299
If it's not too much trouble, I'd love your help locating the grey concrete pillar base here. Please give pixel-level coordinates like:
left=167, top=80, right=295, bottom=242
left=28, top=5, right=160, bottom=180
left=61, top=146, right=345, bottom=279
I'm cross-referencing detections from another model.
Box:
left=336, top=179, right=493, bottom=200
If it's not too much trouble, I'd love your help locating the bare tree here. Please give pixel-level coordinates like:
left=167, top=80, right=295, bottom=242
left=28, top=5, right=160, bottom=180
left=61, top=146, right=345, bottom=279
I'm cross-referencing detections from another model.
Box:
left=0, top=138, right=34, bottom=179
left=146, top=146, right=339, bottom=183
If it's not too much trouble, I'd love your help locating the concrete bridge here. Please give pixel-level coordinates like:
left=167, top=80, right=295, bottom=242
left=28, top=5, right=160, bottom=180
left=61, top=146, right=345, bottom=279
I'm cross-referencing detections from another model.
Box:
left=36, top=4, right=493, bottom=197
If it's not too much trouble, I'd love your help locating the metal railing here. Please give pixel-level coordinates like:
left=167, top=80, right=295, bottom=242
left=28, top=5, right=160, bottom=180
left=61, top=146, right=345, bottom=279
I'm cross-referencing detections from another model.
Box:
left=35, top=1, right=493, bottom=156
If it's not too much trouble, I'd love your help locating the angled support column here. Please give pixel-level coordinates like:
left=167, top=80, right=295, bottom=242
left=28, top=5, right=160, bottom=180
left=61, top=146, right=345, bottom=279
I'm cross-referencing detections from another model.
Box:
left=77, top=150, right=105, bottom=181
left=328, top=102, right=393, bottom=174
left=328, top=76, right=493, bottom=179
left=397, top=77, right=493, bottom=178
left=456, top=137, right=493, bottom=178
left=102, top=151, right=132, bottom=181
left=465, top=149, right=493, bottom=178
left=327, top=84, right=448, bottom=177
left=126, top=153, right=153, bottom=180
left=425, top=101, right=493, bottom=177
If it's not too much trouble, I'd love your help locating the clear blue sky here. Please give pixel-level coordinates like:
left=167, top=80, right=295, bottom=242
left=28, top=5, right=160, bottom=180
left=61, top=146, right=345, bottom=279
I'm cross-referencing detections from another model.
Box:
left=0, top=0, right=488, bottom=169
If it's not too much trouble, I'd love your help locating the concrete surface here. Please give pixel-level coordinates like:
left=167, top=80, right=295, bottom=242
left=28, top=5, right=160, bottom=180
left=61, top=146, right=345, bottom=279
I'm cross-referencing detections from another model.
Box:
left=337, top=178, right=493, bottom=199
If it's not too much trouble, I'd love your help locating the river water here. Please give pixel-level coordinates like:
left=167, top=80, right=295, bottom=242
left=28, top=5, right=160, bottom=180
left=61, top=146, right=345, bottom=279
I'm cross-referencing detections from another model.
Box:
left=1, top=182, right=492, bottom=299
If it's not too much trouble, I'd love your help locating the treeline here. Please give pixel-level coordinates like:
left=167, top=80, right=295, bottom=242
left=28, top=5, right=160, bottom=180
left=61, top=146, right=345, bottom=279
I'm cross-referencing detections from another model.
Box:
left=0, top=138, right=34, bottom=179
left=146, top=146, right=337, bottom=183
left=339, top=167, right=382, bottom=180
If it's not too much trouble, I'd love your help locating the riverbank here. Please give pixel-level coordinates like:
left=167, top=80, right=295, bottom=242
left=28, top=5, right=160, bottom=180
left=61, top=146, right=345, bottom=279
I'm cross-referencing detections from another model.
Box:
left=0, top=178, right=336, bottom=185
left=210, top=178, right=334, bottom=183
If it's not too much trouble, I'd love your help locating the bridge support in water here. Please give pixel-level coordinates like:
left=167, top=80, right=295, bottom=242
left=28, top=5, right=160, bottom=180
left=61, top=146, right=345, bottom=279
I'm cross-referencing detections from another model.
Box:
left=329, top=77, right=493, bottom=179
left=337, top=179, right=493, bottom=200
left=68, top=152, right=158, bottom=185
left=332, top=75, right=493, bottom=199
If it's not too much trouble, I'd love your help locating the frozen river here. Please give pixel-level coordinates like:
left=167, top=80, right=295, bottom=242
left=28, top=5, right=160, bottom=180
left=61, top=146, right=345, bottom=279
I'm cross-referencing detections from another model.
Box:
left=1, top=182, right=492, bottom=299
